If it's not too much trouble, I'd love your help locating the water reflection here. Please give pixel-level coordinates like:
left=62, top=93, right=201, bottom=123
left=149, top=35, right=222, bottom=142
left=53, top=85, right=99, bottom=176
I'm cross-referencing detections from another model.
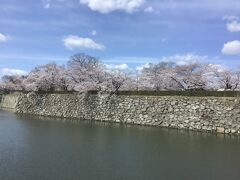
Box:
left=16, top=112, right=240, bottom=141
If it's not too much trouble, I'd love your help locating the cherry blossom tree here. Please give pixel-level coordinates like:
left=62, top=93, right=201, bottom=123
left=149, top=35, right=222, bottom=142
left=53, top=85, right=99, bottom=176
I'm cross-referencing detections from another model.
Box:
left=139, top=62, right=208, bottom=91
left=103, top=69, right=134, bottom=93
left=24, top=63, right=68, bottom=91
left=1, top=53, right=240, bottom=92
left=0, top=75, right=27, bottom=91
left=207, top=65, right=240, bottom=90
left=140, top=62, right=176, bottom=90
left=66, top=53, right=107, bottom=92
left=170, top=63, right=209, bottom=91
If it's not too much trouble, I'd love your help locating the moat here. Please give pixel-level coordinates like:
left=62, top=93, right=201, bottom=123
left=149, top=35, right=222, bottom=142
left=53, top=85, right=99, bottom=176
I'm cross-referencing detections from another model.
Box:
left=1, top=110, right=240, bottom=180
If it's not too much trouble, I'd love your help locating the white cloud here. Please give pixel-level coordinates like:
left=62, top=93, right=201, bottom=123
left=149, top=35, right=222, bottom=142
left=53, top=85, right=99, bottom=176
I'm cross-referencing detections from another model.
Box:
left=136, top=63, right=150, bottom=71
left=42, top=0, right=65, bottom=9
left=79, top=0, right=145, bottom=13
left=45, top=3, right=51, bottom=8
left=144, top=6, right=154, bottom=13
left=227, top=20, right=240, bottom=32
left=105, top=63, right=129, bottom=70
left=103, top=54, right=209, bottom=68
left=0, top=33, right=9, bottom=42
left=42, top=0, right=51, bottom=8
left=91, top=30, right=97, bottom=36
left=104, top=56, right=159, bottom=64
left=63, top=35, right=105, bottom=50
left=207, top=64, right=227, bottom=73
left=104, top=54, right=210, bottom=72
left=223, top=15, right=239, bottom=21
left=223, top=15, right=240, bottom=32
left=0, top=68, right=27, bottom=76
left=160, top=53, right=208, bottom=65
left=222, top=40, right=240, bottom=55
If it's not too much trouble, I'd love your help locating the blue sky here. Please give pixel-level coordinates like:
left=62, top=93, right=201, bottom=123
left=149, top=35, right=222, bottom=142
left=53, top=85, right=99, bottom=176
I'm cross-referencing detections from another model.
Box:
left=0, top=0, right=240, bottom=75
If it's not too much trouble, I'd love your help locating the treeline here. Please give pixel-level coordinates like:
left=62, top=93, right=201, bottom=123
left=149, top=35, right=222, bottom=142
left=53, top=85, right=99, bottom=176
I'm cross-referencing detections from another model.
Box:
left=0, top=53, right=240, bottom=93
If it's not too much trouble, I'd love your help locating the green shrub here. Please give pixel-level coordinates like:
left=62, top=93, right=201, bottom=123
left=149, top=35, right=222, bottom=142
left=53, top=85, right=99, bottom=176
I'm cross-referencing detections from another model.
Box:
left=10, top=90, right=240, bottom=97
left=115, top=90, right=240, bottom=97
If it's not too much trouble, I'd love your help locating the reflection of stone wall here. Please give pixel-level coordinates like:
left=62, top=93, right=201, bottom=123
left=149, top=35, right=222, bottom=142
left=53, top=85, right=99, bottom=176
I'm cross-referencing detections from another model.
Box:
left=0, top=93, right=19, bottom=110
left=2, top=92, right=240, bottom=134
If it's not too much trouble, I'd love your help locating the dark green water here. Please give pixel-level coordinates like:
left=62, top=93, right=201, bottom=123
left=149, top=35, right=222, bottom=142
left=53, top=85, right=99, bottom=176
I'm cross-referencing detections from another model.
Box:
left=1, top=110, right=240, bottom=180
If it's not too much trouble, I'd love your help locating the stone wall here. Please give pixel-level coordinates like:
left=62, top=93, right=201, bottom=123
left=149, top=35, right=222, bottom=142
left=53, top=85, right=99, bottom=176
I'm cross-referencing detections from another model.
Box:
left=0, top=93, right=20, bottom=110
left=2, top=92, right=240, bottom=134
